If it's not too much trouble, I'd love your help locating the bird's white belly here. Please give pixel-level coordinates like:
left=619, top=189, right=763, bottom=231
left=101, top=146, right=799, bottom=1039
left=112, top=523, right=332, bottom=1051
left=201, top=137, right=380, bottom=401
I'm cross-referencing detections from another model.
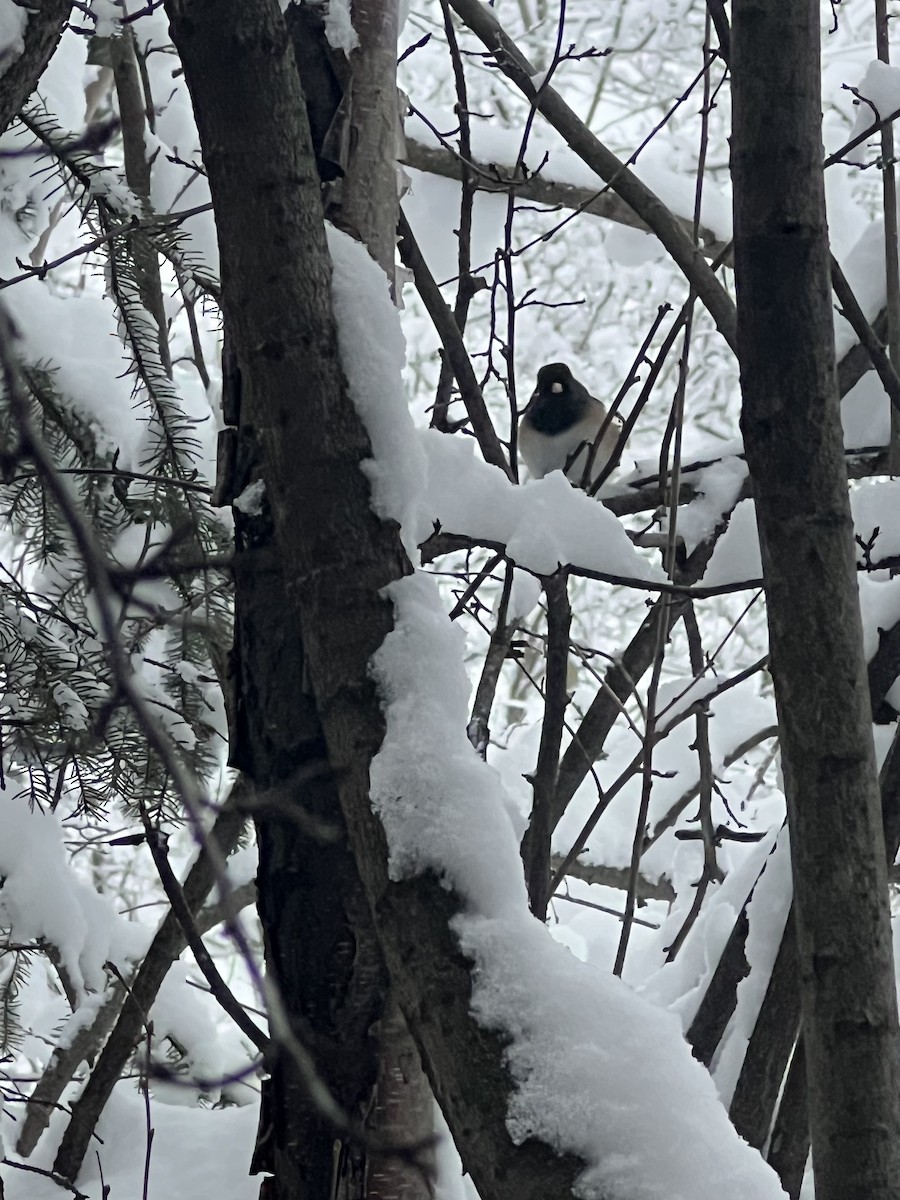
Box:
left=519, top=412, right=618, bottom=484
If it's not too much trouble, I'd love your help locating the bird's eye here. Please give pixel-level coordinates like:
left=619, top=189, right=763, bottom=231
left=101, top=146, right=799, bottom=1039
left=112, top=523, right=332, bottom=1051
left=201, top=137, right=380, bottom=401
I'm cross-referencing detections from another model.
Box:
left=551, top=382, right=563, bottom=394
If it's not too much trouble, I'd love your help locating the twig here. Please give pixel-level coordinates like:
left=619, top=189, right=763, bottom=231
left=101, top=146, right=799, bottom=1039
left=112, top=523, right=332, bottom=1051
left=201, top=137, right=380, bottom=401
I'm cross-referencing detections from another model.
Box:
left=5, top=465, right=212, bottom=493
left=552, top=889, right=659, bottom=929
left=432, top=1, right=480, bottom=434
left=447, top=0, right=738, bottom=351
left=448, top=551, right=503, bottom=621
left=0, top=204, right=211, bottom=292
left=1, top=1158, right=88, bottom=1200
left=397, top=211, right=511, bottom=476
left=830, top=257, right=900, bottom=414
left=520, top=569, right=571, bottom=918
left=140, top=1025, right=154, bottom=1200
left=613, top=590, right=670, bottom=977
left=138, top=815, right=269, bottom=1052
left=402, top=140, right=727, bottom=256
left=664, top=603, right=724, bottom=962
left=646, top=726, right=779, bottom=850
left=466, top=563, right=516, bottom=756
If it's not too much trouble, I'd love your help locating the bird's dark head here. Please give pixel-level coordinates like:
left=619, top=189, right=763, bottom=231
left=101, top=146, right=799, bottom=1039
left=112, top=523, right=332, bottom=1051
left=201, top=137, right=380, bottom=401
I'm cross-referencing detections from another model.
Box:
left=536, top=363, right=574, bottom=396
left=527, top=362, right=588, bottom=435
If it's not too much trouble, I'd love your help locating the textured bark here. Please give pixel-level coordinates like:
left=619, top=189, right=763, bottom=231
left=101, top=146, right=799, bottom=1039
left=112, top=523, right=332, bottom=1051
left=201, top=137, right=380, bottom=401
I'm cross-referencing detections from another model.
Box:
left=166, top=3, right=588, bottom=1198
left=728, top=913, right=799, bottom=1149
left=765, top=1045, right=809, bottom=1200
left=732, top=3, right=900, bottom=1195
left=687, top=907, right=750, bottom=1067
left=325, top=5, right=436, bottom=1194
left=338, top=0, right=399, bottom=280
left=207, top=11, right=390, bottom=1196
left=365, top=995, right=436, bottom=1200
left=520, top=571, right=571, bottom=919
left=234, top=490, right=386, bottom=1200
left=0, top=0, right=70, bottom=134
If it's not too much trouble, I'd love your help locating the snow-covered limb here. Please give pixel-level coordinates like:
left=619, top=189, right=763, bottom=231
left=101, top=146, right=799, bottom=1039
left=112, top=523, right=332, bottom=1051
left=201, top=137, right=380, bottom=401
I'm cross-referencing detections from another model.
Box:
left=402, top=138, right=729, bottom=257
left=330, top=225, right=786, bottom=1198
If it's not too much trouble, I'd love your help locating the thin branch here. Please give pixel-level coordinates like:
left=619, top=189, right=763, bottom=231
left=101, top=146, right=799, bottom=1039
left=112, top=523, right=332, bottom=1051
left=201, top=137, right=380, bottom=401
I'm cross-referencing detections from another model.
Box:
left=552, top=856, right=675, bottom=901
left=830, top=257, right=900, bottom=413
left=432, top=1, right=480, bottom=433
left=0, top=204, right=213, bottom=293
left=6, top=465, right=212, bottom=493
left=520, top=569, right=571, bottom=919
left=1, top=1158, right=88, bottom=1200
left=466, top=563, right=516, bottom=756
left=397, top=210, right=511, bottom=476
left=138, top=814, right=268, bottom=1053
left=402, top=139, right=727, bottom=256
left=447, top=0, right=738, bottom=351
left=664, top=604, right=724, bottom=963
left=16, top=793, right=246, bottom=1160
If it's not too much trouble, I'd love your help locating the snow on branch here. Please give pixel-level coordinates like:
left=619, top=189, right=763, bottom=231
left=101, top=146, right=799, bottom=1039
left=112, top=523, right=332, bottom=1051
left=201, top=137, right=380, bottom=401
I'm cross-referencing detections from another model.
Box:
left=329, top=225, right=786, bottom=1200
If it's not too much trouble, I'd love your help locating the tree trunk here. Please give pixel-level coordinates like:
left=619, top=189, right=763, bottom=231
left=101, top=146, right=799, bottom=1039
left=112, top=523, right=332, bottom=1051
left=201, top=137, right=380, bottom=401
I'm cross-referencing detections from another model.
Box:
left=166, top=3, right=592, bottom=1197
left=731, top=3, right=900, bottom=1195
left=197, top=18, right=393, bottom=1200
left=325, top=3, right=435, bottom=1194
left=0, top=0, right=70, bottom=134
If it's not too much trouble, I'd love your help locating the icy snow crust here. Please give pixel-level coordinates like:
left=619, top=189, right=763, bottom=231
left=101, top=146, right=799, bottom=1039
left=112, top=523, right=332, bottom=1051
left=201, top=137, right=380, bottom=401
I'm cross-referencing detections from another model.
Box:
left=328, top=227, right=786, bottom=1199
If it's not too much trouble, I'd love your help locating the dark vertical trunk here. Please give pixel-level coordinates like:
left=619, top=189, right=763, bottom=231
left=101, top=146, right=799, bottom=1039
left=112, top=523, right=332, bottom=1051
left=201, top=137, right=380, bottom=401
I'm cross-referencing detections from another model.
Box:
left=0, top=0, right=70, bottom=134
left=731, top=3, right=900, bottom=1195
left=166, top=5, right=594, bottom=1199
left=167, top=5, right=392, bottom=1197
left=326, top=4, right=436, bottom=1194
left=232, top=483, right=387, bottom=1200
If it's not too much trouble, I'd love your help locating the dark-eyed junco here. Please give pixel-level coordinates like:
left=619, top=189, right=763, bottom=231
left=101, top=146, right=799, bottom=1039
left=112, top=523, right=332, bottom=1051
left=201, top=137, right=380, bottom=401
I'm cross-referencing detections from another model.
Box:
left=518, top=363, right=622, bottom=489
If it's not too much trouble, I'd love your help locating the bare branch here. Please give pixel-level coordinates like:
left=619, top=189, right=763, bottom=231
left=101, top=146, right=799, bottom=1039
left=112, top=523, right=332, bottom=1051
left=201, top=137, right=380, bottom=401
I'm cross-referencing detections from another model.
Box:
left=447, top=0, right=738, bottom=351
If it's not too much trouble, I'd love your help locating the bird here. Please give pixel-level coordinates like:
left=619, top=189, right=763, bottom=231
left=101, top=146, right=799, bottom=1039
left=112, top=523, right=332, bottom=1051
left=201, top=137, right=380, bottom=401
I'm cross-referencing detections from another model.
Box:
left=518, top=363, right=622, bottom=490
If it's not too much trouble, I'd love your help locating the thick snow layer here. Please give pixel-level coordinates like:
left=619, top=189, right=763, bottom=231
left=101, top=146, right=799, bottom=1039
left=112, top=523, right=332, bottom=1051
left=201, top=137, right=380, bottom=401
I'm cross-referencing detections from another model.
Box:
left=850, top=478, right=900, bottom=563
left=422, top=431, right=663, bottom=580
left=0, top=790, right=145, bottom=998
left=639, top=828, right=781, bottom=1030
left=328, top=227, right=662, bottom=585
left=2, top=1083, right=260, bottom=1200
left=702, top=498, right=763, bottom=587
left=702, top=489, right=900, bottom=664
left=672, top=456, right=749, bottom=555
left=849, top=60, right=900, bottom=138
left=324, top=0, right=359, bottom=53
left=712, top=828, right=792, bottom=1105
left=330, top=227, right=786, bottom=1198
